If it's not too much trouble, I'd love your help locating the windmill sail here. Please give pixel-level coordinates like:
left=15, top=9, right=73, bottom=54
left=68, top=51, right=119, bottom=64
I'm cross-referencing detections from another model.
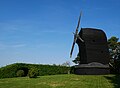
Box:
left=70, top=11, right=82, bottom=58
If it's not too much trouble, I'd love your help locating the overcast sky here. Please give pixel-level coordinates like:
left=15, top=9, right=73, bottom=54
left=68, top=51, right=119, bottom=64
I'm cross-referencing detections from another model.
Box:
left=0, top=0, right=120, bottom=67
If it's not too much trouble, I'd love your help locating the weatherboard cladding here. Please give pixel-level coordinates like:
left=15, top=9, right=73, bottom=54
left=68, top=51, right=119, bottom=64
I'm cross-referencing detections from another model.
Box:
left=76, top=28, right=109, bottom=65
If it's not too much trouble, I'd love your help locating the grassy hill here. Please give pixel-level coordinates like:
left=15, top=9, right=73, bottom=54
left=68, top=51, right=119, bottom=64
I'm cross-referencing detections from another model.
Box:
left=0, top=74, right=120, bottom=88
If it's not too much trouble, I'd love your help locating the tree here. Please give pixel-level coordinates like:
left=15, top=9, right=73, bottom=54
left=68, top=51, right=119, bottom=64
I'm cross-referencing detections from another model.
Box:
left=62, top=61, right=71, bottom=74
left=62, top=61, right=71, bottom=67
left=108, top=36, right=120, bottom=73
left=108, top=36, right=119, bottom=50
left=72, top=53, right=80, bottom=64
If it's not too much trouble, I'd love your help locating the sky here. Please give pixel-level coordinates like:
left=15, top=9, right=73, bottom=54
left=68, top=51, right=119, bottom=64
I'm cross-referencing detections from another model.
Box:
left=0, top=0, right=120, bottom=67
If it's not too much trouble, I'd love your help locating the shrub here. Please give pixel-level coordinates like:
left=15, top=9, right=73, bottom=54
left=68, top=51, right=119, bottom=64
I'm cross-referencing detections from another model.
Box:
left=28, top=68, right=38, bottom=78
left=16, top=70, right=25, bottom=77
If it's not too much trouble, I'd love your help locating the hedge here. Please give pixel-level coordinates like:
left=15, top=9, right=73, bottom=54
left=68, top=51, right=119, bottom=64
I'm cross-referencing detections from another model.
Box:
left=0, top=63, right=70, bottom=78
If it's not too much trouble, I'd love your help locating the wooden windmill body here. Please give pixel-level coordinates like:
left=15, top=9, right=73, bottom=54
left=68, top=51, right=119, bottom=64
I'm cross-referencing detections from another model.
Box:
left=76, top=28, right=109, bottom=64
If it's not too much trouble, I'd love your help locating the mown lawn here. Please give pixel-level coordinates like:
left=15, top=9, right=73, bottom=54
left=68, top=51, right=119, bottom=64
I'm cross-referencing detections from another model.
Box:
left=0, top=74, right=120, bottom=88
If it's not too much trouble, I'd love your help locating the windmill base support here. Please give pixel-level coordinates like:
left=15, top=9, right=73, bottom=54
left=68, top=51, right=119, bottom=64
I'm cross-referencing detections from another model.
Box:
left=74, top=64, right=110, bottom=75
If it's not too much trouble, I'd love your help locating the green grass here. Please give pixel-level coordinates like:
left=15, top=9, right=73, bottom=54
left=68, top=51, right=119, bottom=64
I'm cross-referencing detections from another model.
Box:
left=0, top=74, right=120, bottom=88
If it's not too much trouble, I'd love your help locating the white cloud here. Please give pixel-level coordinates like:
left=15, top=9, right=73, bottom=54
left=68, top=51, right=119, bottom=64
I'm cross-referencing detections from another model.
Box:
left=0, top=43, right=26, bottom=49
left=11, top=44, right=26, bottom=48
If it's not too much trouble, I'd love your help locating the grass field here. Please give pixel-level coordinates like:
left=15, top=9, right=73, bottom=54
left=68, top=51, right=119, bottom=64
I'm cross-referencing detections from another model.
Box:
left=0, top=74, right=120, bottom=88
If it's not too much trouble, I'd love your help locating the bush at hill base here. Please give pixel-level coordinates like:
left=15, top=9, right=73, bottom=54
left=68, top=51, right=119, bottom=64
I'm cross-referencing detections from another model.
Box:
left=16, top=70, right=25, bottom=77
left=28, top=67, right=38, bottom=78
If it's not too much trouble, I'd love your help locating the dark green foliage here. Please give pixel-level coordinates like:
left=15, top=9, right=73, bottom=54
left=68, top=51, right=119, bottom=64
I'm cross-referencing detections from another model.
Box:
left=0, top=64, right=19, bottom=78
left=70, top=66, right=75, bottom=74
left=28, top=68, right=38, bottom=78
left=108, top=36, right=120, bottom=74
left=0, top=63, right=70, bottom=78
left=16, top=70, right=25, bottom=77
left=108, top=36, right=119, bottom=50
left=72, top=53, right=80, bottom=64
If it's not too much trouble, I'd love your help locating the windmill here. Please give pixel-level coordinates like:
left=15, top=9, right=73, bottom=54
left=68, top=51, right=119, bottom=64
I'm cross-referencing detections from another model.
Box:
left=69, top=12, right=110, bottom=75
left=70, top=11, right=84, bottom=58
